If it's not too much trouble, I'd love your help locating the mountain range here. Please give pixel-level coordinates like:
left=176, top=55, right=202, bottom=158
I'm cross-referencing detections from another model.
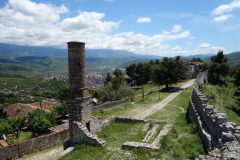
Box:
left=0, top=43, right=239, bottom=75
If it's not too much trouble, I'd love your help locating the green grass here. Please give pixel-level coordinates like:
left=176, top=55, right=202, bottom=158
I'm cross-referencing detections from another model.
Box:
left=97, top=121, right=165, bottom=147
left=97, top=121, right=146, bottom=148
left=135, top=83, right=160, bottom=95
left=91, top=91, right=171, bottom=120
left=158, top=113, right=206, bottom=159
left=146, top=86, right=193, bottom=121
left=199, top=79, right=240, bottom=126
left=7, top=132, right=32, bottom=145
left=147, top=85, right=206, bottom=159
left=59, top=144, right=136, bottom=160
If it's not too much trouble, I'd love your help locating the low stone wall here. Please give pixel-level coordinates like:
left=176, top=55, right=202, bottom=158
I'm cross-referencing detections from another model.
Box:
left=91, top=99, right=131, bottom=111
left=0, top=128, right=69, bottom=160
left=188, top=71, right=240, bottom=159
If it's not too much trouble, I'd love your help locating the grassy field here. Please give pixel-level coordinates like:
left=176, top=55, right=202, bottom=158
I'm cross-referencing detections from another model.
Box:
left=97, top=122, right=146, bottom=148
left=97, top=121, right=165, bottom=148
left=91, top=90, right=172, bottom=120
left=7, top=131, right=32, bottom=145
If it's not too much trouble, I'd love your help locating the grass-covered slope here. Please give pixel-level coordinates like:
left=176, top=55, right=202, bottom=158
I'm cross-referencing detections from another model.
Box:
left=199, top=76, right=240, bottom=126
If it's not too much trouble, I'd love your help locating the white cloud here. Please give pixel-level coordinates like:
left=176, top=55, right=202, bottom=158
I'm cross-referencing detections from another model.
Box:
left=0, top=0, right=193, bottom=56
left=137, top=17, right=151, bottom=23
left=212, top=0, right=240, bottom=15
left=199, top=43, right=211, bottom=48
left=172, top=45, right=181, bottom=51
left=162, top=30, right=170, bottom=35
left=61, top=11, right=121, bottom=33
left=213, top=14, right=233, bottom=22
left=105, top=0, right=115, bottom=2
left=189, top=37, right=195, bottom=39
left=172, top=25, right=181, bottom=33
left=188, top=43, right=191, bottom=45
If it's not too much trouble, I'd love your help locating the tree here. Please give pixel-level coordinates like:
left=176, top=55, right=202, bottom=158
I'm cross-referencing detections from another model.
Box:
left=192, top=57, right=203, bottom=62
left=151, top=57, right=188, bottom=89
left=104, top=72, right=112, bottom=85
left=31, top=117, right=52, bottom=136
left=98, top=83, right=135, bottom=101
left=209, top=50, right=230, bottom=80
left=113, top=68, right=124, bottom=78
left=28, top=109, right=55, bottom=136
left=56, top=85, right=69, bottom=102
left=111, top=68, right=125, bottom=90
left=54, top=101, right=68, bottom=117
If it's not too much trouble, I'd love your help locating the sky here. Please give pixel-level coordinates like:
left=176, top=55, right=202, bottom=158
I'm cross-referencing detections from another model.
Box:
left=0, top=0, right=240, bottom=57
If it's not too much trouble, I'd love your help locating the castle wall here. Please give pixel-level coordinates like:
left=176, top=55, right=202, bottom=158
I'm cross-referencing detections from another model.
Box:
left=188, top=71, right=240, bottom=151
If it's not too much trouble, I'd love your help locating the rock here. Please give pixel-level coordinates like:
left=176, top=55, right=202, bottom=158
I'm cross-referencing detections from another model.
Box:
left=221, top=132, right=234, bottom=141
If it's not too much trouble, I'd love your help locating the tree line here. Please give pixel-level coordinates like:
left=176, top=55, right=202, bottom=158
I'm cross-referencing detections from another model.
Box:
left=126, top=56, right=188, bottom=89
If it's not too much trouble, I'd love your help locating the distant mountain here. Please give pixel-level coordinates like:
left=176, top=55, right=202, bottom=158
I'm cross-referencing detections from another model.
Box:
left=0, top=43, right=164, bottom=59
left=0, top=54, right=142, bottom=75
left=181, top=54, right=215, bottom=60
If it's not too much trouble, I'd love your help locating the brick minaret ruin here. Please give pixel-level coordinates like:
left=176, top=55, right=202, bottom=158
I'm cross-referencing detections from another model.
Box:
left=65, top=42, right=104, bottom=148
left=67, top=42, right=92, bottom=142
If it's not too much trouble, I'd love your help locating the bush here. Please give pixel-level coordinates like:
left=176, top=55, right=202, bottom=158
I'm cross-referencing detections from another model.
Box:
left=53, top=101, right=68, bottom=117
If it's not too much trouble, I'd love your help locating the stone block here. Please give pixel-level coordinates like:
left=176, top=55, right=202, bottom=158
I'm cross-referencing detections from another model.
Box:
left=216, top=116, right=227, bottom=124
left=221, top=132, right=234, bottom=141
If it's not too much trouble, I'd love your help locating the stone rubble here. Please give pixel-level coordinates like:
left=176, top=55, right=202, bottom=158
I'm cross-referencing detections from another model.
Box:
left=143, top=124, right=159, bottom=142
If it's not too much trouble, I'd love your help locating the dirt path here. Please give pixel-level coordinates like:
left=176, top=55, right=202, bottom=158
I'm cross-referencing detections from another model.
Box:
left=21, top=145, right=63, bottom=160
left=134, top=79, right=195, bottom=118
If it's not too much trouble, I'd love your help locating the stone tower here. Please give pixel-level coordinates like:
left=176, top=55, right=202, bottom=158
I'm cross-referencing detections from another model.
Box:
left=67, top=42, right=93, bottom=143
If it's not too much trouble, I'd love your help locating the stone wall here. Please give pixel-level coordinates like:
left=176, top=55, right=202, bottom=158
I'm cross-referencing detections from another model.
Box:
left=188, top=71, right=240, bottom=151
left=0, top=128, right=69, bottom=160
left=91, top=99, right=131, bottom=111
left=71, top=121, right=106, bottom=146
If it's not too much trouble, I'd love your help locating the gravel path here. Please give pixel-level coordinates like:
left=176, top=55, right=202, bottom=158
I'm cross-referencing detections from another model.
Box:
left=134, top=79, right=195, bottom=118
left=21, top=145, right=63, bottom=160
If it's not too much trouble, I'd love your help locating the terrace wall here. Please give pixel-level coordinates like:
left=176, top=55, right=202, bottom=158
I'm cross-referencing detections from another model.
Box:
left=0, top=128, right=69, bottom=160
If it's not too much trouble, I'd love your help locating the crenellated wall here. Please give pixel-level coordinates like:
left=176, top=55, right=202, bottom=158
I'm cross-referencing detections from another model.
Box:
left=188, top=71, right=240, bottom=151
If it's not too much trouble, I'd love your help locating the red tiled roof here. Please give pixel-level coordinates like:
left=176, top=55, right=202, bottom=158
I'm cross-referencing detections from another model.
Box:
left=181, top=60, right=204, bottom=65
left=3, top=103, right=35, bottom=118
left=0, top=140, right=8, bottom=149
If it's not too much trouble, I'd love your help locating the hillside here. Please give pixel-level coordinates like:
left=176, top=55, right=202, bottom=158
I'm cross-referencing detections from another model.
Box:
left=0, top=55, right=140, bottom=75
left=0, top=55, right=68, bottom=76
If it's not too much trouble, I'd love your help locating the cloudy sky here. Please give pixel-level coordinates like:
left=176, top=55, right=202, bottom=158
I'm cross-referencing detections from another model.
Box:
left=0, top=0, right=240, bottom=57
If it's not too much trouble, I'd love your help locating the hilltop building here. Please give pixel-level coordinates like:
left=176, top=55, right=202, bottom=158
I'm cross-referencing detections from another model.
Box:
left=182, top=60, right=204, bottom=78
